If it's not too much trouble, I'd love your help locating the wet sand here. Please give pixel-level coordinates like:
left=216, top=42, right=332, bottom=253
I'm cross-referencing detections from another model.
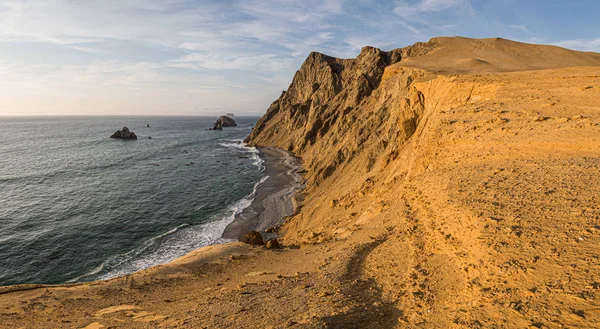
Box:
left=222, top=147, right=302, bottom=240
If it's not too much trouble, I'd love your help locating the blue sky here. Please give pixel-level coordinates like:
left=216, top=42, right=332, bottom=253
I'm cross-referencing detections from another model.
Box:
left=0, top=0, right=599, bottom=116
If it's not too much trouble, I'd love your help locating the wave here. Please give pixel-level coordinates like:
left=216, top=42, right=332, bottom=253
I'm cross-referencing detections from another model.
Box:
left=218, top=139, right=264, bottom=172
left=70, top=173, right=270, bottom=283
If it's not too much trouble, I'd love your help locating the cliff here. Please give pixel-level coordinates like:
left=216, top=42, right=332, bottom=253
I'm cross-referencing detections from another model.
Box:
left=247, top=37, right=600, bottom=187
left=242, top=36, right=600, bottom=327
left=2, top=37, right=600, bottom=328
left=246, top=37, right=600, bottom=241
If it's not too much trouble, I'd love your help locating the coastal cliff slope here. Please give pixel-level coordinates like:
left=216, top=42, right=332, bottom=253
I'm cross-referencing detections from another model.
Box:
left=245, top=36, right=600, bottom=327
left=1, top=37, right=600, bottom=328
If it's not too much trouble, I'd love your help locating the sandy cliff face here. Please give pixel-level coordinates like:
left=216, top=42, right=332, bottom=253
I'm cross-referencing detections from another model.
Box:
left=243, top=37, right=600, bottom=327
left=246, top=37, right=600, bottom=240
left=246, top=42, right=436, bottom=187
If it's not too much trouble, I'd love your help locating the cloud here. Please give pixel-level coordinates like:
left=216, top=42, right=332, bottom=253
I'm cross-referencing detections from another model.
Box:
left=391, top=0, right=475, bottom=37
left=554, top=38, right=600, bottom=52
left=168, top=53, right=293, bottom=72
left=394, top=0, right=473, bottom=18
left=415, top=0, right=464, bottom=12
left=0, top=59, right=243, bottom=93
left=508, top=24, right=530, bottom=33
left=343, top=35, right=398, bottom=53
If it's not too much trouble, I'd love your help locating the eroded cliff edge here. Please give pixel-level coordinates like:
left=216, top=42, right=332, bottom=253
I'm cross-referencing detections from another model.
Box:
left=242, top=36, right=600, bottom=327
left=245, top=37, right=600, bottom=243
left=246, top=42, right=433, bottom=182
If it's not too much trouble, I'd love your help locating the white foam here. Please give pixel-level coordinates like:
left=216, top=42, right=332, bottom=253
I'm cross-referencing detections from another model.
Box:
left=72, top=173, right=270, bottom=282
left=218, top=139, right=264, bottom=172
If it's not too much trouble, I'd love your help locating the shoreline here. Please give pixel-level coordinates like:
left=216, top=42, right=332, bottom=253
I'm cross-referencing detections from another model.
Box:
left=222, top=147, right=302, bottom=241
left=0, top=146, right=300, bottom=291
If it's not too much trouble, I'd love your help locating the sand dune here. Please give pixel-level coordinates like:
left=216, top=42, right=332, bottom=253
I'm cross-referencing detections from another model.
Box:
left=398, top=36, right=600, bottom=73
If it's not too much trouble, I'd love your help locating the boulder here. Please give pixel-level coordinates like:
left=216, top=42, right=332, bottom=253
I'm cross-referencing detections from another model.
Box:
left=110, top=127, right=137, bottom=140
left=265, top=238, right=281, bottom=249
left=244, top=230, right=264, bottom=246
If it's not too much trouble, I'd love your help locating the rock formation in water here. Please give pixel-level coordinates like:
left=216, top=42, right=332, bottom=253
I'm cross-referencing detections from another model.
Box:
left=209, top=116, right=237, bottom=130
left=217, top=115, right=237, bottom=127
left=110, top=127, right=137, bottom=140
left=210, top=121, right=223, bottom=130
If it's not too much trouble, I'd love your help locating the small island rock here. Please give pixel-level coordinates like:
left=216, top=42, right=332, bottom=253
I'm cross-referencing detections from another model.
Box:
left=110, top=127, right=137, bottom=140
left=208, top=115, right=237, bottom=130
left=218, top=116, right=237, bottom=127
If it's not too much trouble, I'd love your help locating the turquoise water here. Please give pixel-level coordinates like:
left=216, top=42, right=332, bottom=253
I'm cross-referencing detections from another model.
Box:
left=0, top=116, right=263, bottom=286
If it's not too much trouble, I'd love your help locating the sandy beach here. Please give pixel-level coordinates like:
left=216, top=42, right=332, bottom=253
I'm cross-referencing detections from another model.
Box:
left=222, top=147, right=303, bottom=240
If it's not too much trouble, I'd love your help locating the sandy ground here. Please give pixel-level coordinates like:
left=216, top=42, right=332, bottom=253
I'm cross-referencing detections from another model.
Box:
left=1, top=38, right=600, bottom=328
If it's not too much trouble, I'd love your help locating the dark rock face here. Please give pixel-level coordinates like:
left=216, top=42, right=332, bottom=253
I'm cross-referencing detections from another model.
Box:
left=209, top=116, right=236, bottom=130
left=218, top=116, right=237, bottom=127
left=265, top=238, right=281, bottom=249
left=110, top=127, right=137, bottom=140
left=211, top=121, right=223, bottom=130
left=244, top=230, right=264, bottom=246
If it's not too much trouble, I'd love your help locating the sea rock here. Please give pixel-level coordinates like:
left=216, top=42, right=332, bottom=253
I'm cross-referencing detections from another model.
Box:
left=209, top=116, right=237, bottom=130
left=244, top=230, right=264, bottom=246
left=210, top=121, right=223, bottom=130
left=110, top=127, right=137, bottom=140
left=265, top=238, right=281, bottom=249
left=217, top=115, right=237, bottom=127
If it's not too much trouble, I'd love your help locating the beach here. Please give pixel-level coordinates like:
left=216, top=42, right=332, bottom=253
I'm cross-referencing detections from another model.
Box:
left=222, top=147, right=303, bottom=240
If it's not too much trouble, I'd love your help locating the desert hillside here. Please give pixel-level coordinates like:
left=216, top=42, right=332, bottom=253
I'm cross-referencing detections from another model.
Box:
left=1, top=37, right=600, bottom=328
left=400, top=36, right=600, bottom=73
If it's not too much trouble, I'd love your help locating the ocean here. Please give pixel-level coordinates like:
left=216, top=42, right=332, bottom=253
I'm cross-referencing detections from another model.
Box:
left=0, top=116, right=263, bottom=286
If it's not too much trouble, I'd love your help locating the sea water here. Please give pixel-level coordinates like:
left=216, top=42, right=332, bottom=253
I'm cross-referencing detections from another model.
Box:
left=0, top=116, right=262, bottom=285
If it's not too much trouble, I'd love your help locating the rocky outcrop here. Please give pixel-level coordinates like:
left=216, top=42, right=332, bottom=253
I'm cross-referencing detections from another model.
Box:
left=218, top=116, right=237, bottom=127
left=217, top=116, right=237, bottom=127
left=209, top=116, right=237, bottom=130
left=210, top=121, right=223, bottom=130
left=245, top=41, right=436, bottom=186
left=243, top=230, right=264, bottom=246
left=110, top=127, right=137, bottom=140
left=265, top=238, right=281, bottom=249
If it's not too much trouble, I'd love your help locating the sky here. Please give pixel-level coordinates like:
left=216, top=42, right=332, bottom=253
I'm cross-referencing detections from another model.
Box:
left=0, top=0, right=599, bottom=116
